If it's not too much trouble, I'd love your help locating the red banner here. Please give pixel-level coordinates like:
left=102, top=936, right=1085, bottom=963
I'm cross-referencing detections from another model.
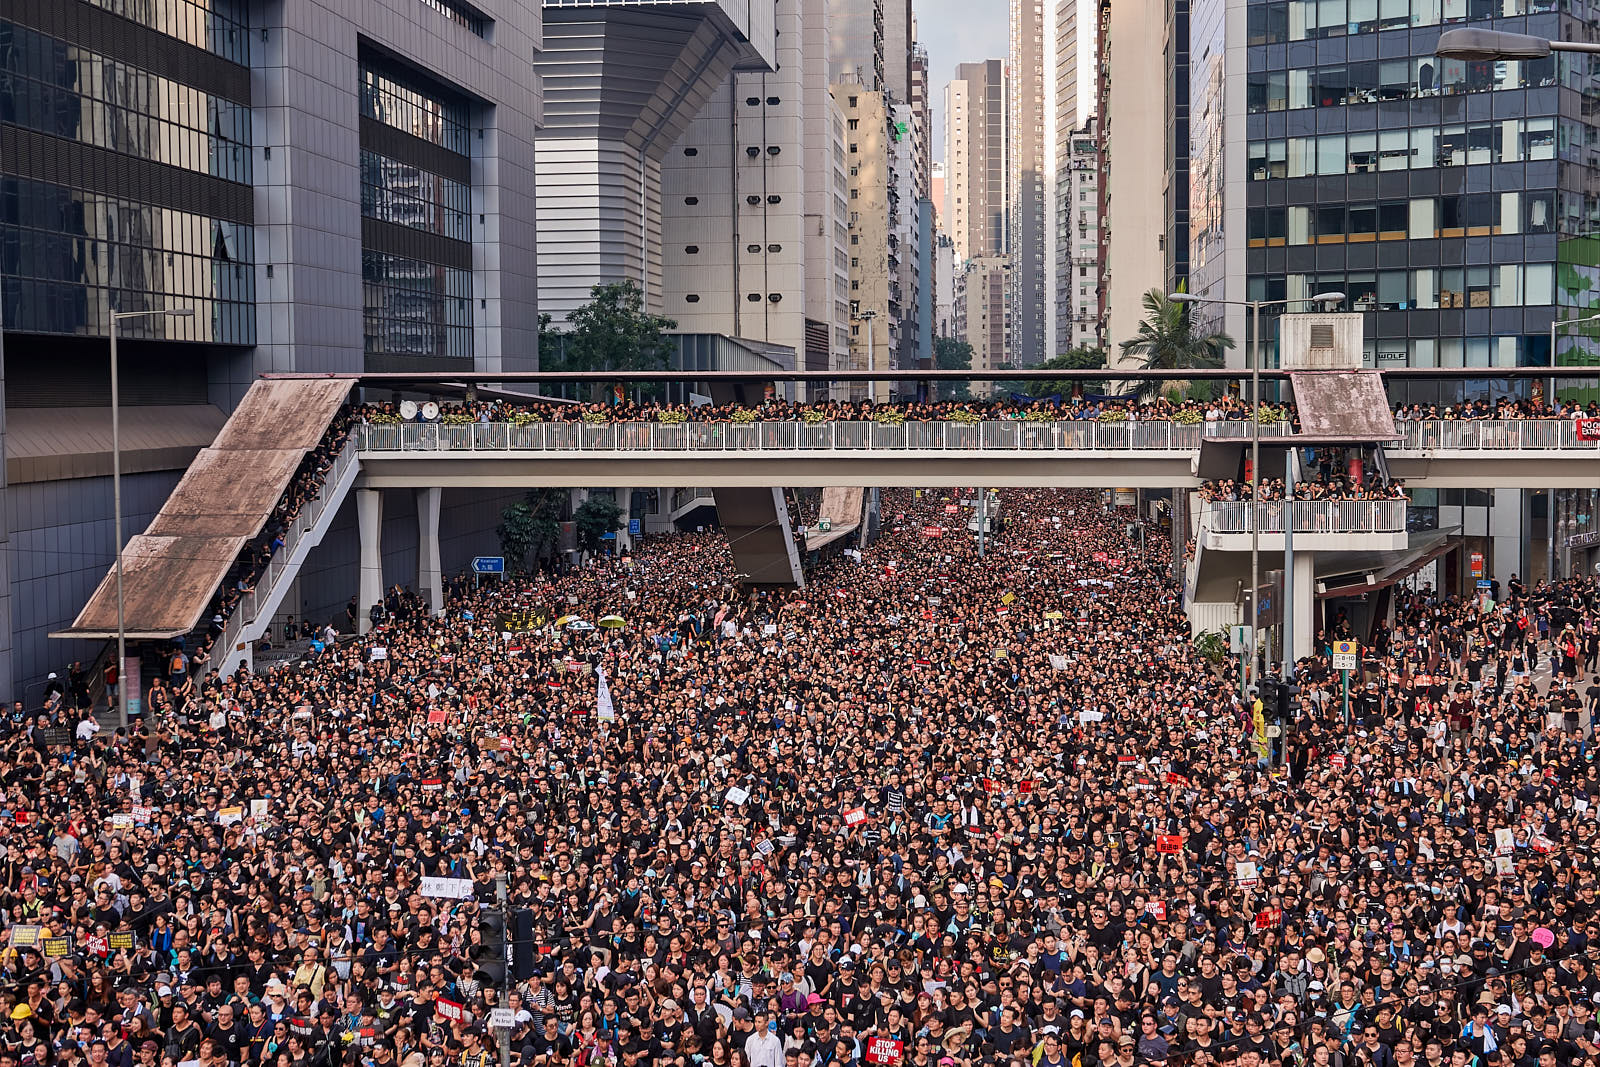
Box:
left=435, top=999, right=464, bottom=1021
left=922, top=526, right=943, bottom=538
left=1164, top=772, right=1191, bottom=788
left=1145, top=901, right=1168, bottom=920
left=1576, top=417, right=1600, bottom=441
left=1254, top=908, right=1283, bottom=930
left=843, top=807, right=868, bottom=827
left=1156, top=834, right=1183, bottom=855
left=427, top=708, right=447, bottom=725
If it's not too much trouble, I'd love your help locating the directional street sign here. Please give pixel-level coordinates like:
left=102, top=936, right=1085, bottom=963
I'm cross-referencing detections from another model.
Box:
left=472, top=556, right=506, bottom=574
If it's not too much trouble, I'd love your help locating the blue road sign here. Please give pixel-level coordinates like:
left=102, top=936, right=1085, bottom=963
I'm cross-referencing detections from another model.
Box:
left=1476, top=579, right=1492, bottom=589
left=472, top=556, right=505, bottom=574
left=628, top=518, right=641, bottom=535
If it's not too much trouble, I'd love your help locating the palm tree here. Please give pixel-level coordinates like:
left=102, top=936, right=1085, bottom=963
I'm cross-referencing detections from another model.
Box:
left=1119, top=288, right=1236, bottom=398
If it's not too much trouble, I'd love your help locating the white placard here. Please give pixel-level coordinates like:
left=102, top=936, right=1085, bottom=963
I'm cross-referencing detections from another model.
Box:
left=596, top=667, right=617, bottom=722
left=419, top=876, right=476, bottom=900
left=488, top=1008, right=516, bottom=1030
left=725, top=786, right=750, bottom=806
left=370, top=647, right=388, bottom=662
left=1235, top=861, right=1259, bottom=889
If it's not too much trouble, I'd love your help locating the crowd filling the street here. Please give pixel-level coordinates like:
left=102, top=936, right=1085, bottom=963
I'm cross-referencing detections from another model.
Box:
left=15, top=485, right=1600, bottom=1067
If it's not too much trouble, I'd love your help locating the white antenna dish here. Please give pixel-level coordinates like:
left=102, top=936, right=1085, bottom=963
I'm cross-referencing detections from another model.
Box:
left=399, top=400, right=419, bottom=420
left=421, top=402, right=441, bottom=421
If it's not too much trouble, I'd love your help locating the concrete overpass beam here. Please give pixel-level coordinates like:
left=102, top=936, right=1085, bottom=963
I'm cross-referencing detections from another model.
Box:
left=713, top=487, right=804, bottom=587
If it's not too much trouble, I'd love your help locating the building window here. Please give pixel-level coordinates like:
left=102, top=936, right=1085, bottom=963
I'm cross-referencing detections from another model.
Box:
left=685, top=294, right=701, bottom=303
left=362, top=250, right=472, bottom=358
left=419, top=0, right=489, bottom=35
left=0, top=24, right=253, bottom=183
left=360, top=62, right=469, bottom=154
left=360, top=150, right=470, bottom=240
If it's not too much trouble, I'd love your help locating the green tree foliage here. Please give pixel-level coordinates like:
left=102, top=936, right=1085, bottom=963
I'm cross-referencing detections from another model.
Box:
left=546, top=281, right=677, bottom=376
left=933, top=336, right=974, bottom=400
left=573, top=495, right=625, bottom=554
left=496, top=490, right=564, bottom=571
left=1119, top=289, right=1235, bottom=399
left=1019, top=347, right=1107, bottom=397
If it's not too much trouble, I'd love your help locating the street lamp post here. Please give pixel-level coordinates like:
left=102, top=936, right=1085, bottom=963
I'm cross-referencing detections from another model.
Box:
left=1435, top=27, right=1600, bottom=59
left=109, top=305, right=194, bottom=730
left=1544, top=313, right=1599, bottom=582
left=1170, top=290, right=1344, bottom=690
left=858, top=309, right=877, bottom=403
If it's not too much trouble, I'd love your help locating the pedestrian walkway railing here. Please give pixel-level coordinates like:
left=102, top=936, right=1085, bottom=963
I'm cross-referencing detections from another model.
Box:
left=216, top=435, right=360, bottom=666
left=671, top=487, right=715, bottom=513
left=360, top=420, right=1219, bottom=452
left=1392, top=419, right=1599, bottom=450
left=354, top=419, right=1598, bottom=454
left=1205, top=499, right=1408, bottom=534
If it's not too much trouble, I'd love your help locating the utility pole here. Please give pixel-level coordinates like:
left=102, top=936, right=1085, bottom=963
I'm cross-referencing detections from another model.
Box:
left=496, top=874, right=511, bottom=1067
left=977, top=489, right=988, bottom=558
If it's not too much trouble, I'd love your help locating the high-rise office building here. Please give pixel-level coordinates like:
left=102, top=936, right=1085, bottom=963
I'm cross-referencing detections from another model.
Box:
left=834, top=79, right=894, bottom=402
left=955, top=257, right=1012, bottom=394
left=533, top=0, right=775, bottom=322
left=1010, top=0, right=1048, bottom=366
left=1163, top=0, right=1191, bottom=296
left=1097, top=0, right=1168, bottom=358
left=944, top=60, right=1009, bottom=264
left=1190, top=0, right=1590, bottom=383
left=661, top=0, right=846, bottom=375
left=0, top=0, right=542, bottom=696
left=1057, top=118, right=1105, bottom=351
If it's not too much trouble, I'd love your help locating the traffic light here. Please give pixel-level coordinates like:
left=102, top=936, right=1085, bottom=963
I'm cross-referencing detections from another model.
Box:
left=1258, top=676, right=1279, bottom=714
left=473, top=908, right=508, bottom=988
left=1276, top=681, right=1300, bottom=723
left=510, top=908, right=537, bottom=981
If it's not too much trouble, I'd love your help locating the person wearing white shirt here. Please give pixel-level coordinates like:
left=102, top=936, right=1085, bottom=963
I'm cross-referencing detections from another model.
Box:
left=744, top=1014, right=785, bottom=1067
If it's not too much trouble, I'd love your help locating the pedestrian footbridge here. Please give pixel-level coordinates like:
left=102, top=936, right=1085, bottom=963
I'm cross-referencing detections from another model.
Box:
left=55, top=380, right=1600, bottom=680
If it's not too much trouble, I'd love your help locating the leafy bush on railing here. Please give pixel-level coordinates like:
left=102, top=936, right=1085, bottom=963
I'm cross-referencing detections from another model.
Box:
left=730, top=409, right=758, bottom=424
left=946, top=409, right=982, bottom=424
left=1193, top=629, right=1229, bottom=665
left=440, top=411, right=475, bottom=425
left=1255, top=406, right=1287, bottom=424
left=367, top=412, right=402, bottom=425
left=1097, top=409, right=1128, bottom=422
left=1173, top=409, right=1204, bottom=425
left=581, top=411, right=610, bottom=425
left=1023, top=409, right=1055, bottom=422
left=656, top=409, right=687, bottom=424
left=508, top=411, right=543, bottom=426
left=802, top=409, right=830, bottom=424
left=873, top=409, right=906, bottom=425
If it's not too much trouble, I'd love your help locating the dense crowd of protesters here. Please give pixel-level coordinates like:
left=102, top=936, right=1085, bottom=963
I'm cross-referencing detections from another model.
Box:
left=1199, top=478, right=1408, bottom=503
left=15, top=482, right=1600, bottom=1067
left=354, top=395, right=1600, bottom=428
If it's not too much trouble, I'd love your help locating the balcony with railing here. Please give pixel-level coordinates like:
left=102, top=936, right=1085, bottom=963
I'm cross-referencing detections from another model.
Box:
left=1204, top=499, right=1407, bottom=535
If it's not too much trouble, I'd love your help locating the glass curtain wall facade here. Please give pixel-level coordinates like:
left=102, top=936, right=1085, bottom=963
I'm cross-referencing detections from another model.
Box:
left=1238, top=0, right=1600, bottom=401
left=357, top=56, right=473, bottom=365
left=0, top=0, right=255, bottom=342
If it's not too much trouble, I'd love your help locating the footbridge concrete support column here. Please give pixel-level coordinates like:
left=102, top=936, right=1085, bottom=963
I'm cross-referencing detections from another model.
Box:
left=357, top=489, right=383, bottom=634
left=416, top=487, right=443, bottom=616
left=1291, top=551, right=1316, bottom=667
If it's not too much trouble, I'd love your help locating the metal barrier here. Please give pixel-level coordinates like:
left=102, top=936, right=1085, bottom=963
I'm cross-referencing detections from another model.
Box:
left=1205, top=498, right=1407, bottom=534
left=355, top=418, right=1597, bottom=454
left=1392, top=419, right=1599, bottom=450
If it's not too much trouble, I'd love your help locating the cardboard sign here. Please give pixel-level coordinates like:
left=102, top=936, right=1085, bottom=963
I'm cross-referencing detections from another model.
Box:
left=10, top=925, right=43, bottom=947
left=1495, top=828, right=1515, bottom=855
left=435, top=999, right=465, bottom=1022
left=1145, top=901, right=1168, bottom=920
left=1093, top=552, right=1108, bottom=562
left=725, top=787, right=751, bottom=806
left=1235, top=861, right=1259, bottom=889
left=419, top=877, right=475, bottom=900
left=1156, top=834, right=1184, bottom=855
left=427, top=708, right=447, bottom=725
left=1328, top=754, right=1347, bottom=769
left=489, top=1008, right=516, bottom=1031
left=1576, top=417, right=1600, bottom=441
left=108, top=931, right=135, bottom=951
left=42, top=937, right=71, bottom=957
left=1164, top=772, right=1190, bottom=788
left=421, top=778, right=444, bottom=790
left=755, top=838, right=775, bottom=856
left=864, top=1036, right=904, bottom=1065
left=217, top=806, right=244, bottom=826
left=843, top=807, right=869, bottom=827
left=944, top=504, right=959, bottom=514
left=1000, top=592, right=1015, bottom=605
left=921, top=526, right=943, bottom=538
left=1254, top=907, right=1283, bottom=930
